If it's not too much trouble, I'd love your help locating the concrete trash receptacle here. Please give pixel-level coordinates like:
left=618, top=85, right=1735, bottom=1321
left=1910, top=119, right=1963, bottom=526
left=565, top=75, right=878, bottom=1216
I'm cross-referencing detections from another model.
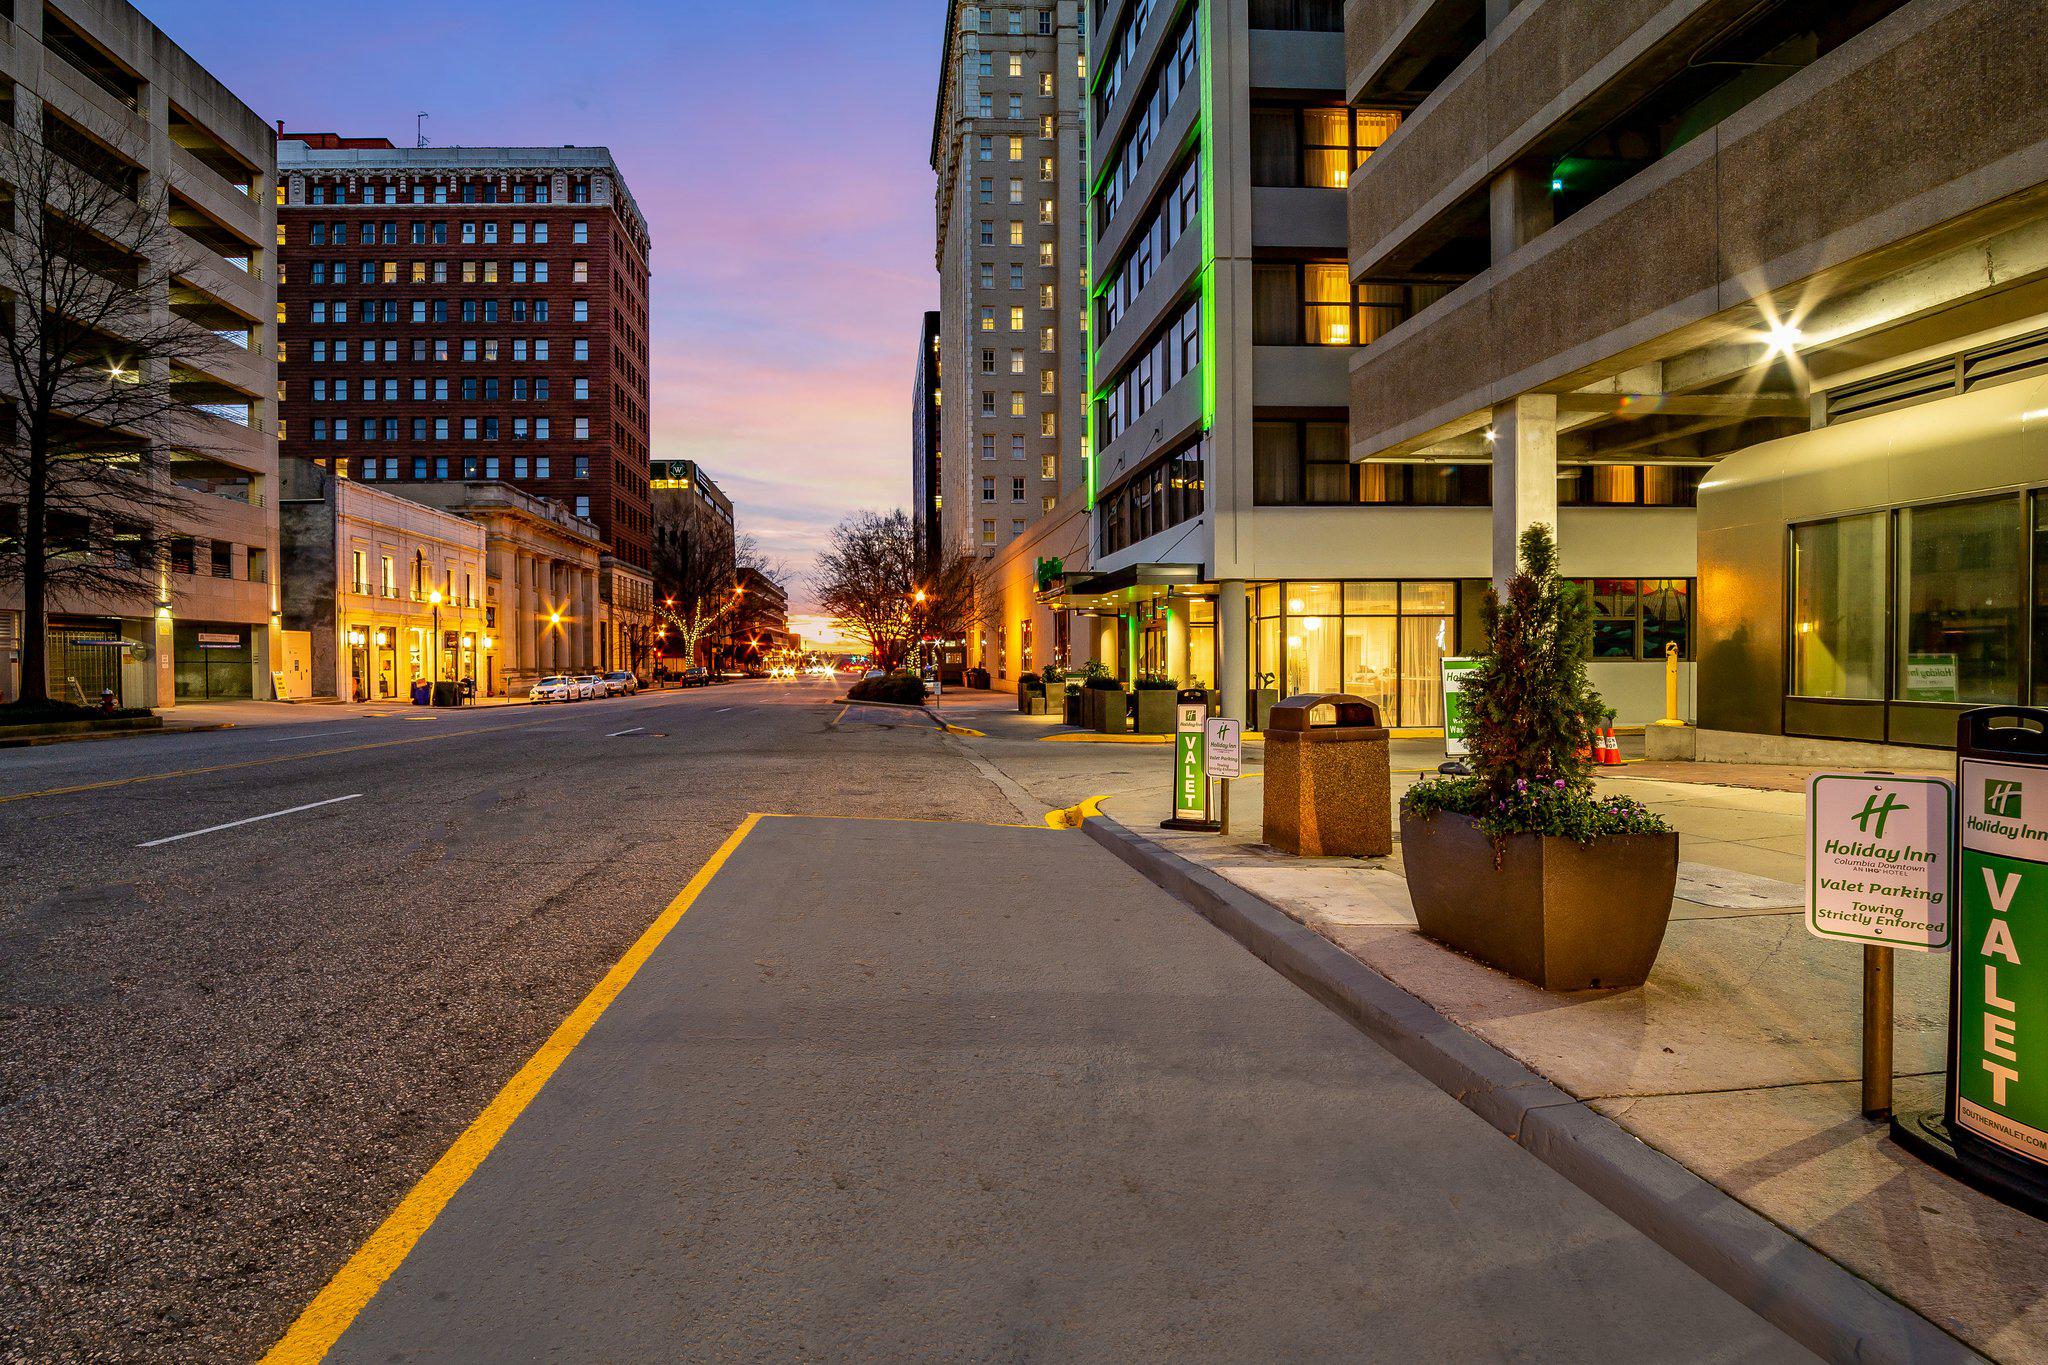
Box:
left=1262, top=693, right=1392, bottom=857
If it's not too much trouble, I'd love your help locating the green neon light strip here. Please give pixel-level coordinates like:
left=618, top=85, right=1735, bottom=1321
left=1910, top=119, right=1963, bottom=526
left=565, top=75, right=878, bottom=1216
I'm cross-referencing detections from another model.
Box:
left=1197, top=0, right=1216, bottom=429
left=1084, top=15, right=1098, bottom=510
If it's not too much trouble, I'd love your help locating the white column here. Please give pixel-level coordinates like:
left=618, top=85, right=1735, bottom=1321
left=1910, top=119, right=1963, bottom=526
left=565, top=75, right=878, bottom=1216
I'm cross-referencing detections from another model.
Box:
left=1490, top=394, right=1558, bottom=591
left=1218, top=579, right=1248, bottom=721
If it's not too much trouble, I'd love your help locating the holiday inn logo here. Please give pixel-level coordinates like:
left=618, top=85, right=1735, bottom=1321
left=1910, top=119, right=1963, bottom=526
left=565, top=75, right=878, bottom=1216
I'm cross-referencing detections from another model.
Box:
left=1986, top=778, right=2024, bottom=820
left=1853, top=791, right=1909, bottom=839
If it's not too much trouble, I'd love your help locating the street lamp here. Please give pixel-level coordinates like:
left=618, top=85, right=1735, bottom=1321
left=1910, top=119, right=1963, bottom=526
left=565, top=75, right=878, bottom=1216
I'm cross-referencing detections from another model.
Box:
left=429, top=588, right=443, bottom=701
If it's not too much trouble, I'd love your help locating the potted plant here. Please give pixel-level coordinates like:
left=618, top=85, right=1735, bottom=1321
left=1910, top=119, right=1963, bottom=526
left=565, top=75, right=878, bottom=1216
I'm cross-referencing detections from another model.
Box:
left=1018, top=673, right=1046, bottom=714
left=1248, top=673, right=1279, bottom=732
left=1081, top=661, right=1125, bottom=733
left=1397, top=526, right=1676, bottom=992
left=1133, top=673, right=1178, bottom=734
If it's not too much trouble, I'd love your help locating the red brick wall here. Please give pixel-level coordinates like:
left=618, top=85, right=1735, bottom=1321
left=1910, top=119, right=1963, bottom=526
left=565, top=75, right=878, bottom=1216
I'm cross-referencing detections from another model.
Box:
left=279, top=173, right=653, bottom=569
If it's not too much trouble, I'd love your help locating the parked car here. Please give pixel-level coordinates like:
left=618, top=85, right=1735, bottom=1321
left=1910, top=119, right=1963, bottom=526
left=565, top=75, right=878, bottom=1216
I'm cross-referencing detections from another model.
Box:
left=678, top=665, right=711, bottom=687
left=574, top=674, right=604, bottom=699
left=601, top=670, right=638, bottom=696
left=530, top=675, right=574, bottom=703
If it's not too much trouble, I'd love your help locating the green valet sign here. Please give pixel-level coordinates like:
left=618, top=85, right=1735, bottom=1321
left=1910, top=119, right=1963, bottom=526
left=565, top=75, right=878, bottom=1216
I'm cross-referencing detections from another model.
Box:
left=1173, top=698, right=1208, bottom=822
left=1956, top=756, right=2048, bottom=1164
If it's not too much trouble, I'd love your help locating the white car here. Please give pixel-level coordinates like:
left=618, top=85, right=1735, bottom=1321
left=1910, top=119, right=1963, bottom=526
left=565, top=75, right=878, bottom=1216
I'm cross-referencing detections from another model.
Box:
left=530, top=675, right=573, bottom=703
left=574, top=674, right=604, bottom=699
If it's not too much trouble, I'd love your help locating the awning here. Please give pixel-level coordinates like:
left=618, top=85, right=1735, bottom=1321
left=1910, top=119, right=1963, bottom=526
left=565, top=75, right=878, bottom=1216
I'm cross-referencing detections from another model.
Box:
left=1039, top=562, right=1207, bottom=610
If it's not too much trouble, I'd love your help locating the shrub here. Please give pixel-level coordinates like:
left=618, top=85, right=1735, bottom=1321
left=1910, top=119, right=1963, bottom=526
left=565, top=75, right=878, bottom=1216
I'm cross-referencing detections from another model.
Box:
left=847, top=672, right=927, bottom=705
left=1020, top=674, right=1046, bottom=693
left=1040, top=664, right=1065, bottom=686
left=1400, top=524, right=1668, bottom=841
left=1133, top=673, right=1178, bottom=691
left=1081, top=660, right=1122, bottom=691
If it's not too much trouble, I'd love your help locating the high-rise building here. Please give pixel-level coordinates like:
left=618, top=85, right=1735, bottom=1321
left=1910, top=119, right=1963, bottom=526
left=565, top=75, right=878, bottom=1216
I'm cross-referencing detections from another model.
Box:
left=0, top=0, right=279, bottom=707
left=931, top=2, right=1088, bottom=564
left=274, top=139, right=654, bottom=577
left=911, top=310, right=943, bottom=572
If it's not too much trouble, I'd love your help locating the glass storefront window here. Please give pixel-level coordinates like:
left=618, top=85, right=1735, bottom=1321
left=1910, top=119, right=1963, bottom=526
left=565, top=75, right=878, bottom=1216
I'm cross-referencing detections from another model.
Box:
left=1256, top=579, right=1456, bottom=725
left=1896, top=498, right=2020, bottom=705
left=1640, top=580, right=1691, bottom=658
left=1791, top=514, right=1886, bottom=699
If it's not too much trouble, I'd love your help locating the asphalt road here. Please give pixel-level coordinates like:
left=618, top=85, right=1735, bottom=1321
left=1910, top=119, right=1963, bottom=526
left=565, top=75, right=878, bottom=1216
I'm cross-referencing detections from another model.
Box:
left=2, top=680, right=1804, bottom=1361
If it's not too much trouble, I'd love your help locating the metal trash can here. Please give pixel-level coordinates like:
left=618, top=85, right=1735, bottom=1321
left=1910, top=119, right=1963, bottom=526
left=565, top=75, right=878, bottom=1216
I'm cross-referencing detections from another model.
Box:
left=1262, top=693, right=1392, bottom=857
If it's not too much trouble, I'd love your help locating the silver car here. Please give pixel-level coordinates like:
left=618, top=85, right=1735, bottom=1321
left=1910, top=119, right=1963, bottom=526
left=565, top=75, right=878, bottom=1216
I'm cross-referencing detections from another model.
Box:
left=602, top=670, right=638, bottom=696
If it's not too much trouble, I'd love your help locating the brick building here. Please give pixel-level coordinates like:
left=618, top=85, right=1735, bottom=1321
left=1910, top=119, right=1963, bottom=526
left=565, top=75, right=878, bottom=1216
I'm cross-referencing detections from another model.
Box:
left=274, top=138, right=654, bottom=581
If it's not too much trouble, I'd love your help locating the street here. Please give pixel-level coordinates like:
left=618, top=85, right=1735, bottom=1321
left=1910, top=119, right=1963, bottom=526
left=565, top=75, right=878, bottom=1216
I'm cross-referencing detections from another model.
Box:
left=1, top=680, right=1803, bottom=1361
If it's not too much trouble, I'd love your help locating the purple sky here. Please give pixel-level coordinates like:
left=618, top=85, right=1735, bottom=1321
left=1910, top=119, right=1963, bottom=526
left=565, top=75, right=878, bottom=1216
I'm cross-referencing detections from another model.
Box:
left=152, top=0, right=944, bottom=610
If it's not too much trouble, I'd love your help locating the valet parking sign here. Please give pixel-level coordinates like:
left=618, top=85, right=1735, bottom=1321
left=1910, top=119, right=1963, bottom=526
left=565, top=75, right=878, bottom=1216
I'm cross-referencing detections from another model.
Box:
left=1806, top=773, right=1954, bottom=951
left=1955, top=759, right=2048, bottom=1164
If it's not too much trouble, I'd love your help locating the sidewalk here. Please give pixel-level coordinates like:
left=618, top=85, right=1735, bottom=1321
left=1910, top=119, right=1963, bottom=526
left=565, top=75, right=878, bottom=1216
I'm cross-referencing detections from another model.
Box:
left=1086, top=762, right=2044, bottom=1360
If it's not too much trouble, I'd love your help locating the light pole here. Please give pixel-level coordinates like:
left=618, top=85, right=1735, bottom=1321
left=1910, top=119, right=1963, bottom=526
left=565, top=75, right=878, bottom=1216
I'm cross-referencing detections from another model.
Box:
left=429, top=588, right=442, bottom=703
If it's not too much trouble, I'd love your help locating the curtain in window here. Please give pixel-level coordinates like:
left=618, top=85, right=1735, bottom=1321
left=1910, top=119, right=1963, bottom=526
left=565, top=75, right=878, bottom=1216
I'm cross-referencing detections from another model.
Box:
left=1305, top=264, right=1352, bottom=344
left=1253, top=422, right=1302, bottom=504
left=1303, top=421, right=1350, bottom=504
left=1252, top=265, right=1300, bottom=345
left=1249, top=109, right=1299, bottom=187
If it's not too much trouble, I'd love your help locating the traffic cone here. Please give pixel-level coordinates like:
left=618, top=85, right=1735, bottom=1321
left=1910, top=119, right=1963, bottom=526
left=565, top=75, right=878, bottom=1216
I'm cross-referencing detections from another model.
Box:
left=1603, top=725, right=1622, bottom=765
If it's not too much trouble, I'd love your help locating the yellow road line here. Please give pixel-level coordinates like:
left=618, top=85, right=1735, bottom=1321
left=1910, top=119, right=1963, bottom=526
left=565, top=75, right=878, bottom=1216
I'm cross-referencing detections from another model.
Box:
left=759, top=811, right=1055, bottom=832
left=0, top=718, right=552, bottom=806
left=1040, top=733, right=1171, bottom=745
left=260, top=813, right=765, bottom=1364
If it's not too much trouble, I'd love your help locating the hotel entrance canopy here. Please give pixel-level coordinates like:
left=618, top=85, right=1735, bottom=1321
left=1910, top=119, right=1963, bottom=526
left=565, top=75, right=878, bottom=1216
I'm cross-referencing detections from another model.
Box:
left=1038, top=563, right=1207, bottom=612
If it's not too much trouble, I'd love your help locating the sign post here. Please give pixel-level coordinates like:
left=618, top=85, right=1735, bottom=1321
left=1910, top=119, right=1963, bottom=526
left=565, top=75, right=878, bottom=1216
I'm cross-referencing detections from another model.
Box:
left=1204, top=716, right=1242, bottom=835
left=1163, top=690, right=1218, bottom=831
left=1805, top=771, right=1955, bottom=1118
left=1895, top=709, right=2048, bottom=1217
left=1441, top=657, right=1480, bottom=758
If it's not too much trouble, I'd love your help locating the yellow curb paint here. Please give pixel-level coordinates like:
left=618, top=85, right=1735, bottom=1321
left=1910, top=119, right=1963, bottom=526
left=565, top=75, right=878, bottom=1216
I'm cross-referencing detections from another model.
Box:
left=941, top=723, right=986, bottom=737
left=1040, top=733, right=1171, bottom=745
left=1045, top=794, right=1108, bottom=829
left=260, top=813, right=765, bottom=1365
left=760, top=811, right=1054, bottom=831
left=0, top=719, right=552, bottom=806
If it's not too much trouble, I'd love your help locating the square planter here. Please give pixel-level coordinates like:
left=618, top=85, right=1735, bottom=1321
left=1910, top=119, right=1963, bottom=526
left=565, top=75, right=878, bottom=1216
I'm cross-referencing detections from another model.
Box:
left=1399, top=809, right=1678, bottom=992
left=1063, top=688, right=1082, bottom=726
left=1087, top=687, right=1128, bottom=733
left=1021, top=691, right=1049, bottom=716
left=1133, top=688, right=1176, bottom=735
left=1247, top=688, right=1279, bottom=732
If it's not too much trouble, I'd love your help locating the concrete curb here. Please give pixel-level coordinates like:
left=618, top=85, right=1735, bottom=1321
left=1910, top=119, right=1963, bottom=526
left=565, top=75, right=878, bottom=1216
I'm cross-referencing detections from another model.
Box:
left=1082, top=812, right=1982, bottom=1365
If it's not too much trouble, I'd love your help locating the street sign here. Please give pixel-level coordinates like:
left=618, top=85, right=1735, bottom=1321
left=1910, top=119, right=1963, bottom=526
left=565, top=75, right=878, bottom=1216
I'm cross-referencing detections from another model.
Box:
left=1173, top=696, right=1208, bottom=823
left=1894, top=708, right=2048, bottom=1217
left=1805, top=772, right=1953, bottom=950
left=1442, top=656, right=1480, bottom=756
left=1204, top=717, right=1242, bottom=779
left=1955, top=751, right=2048, bottom=1165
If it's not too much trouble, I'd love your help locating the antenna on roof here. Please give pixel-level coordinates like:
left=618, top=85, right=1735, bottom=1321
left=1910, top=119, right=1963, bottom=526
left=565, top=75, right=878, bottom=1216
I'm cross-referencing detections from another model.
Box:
left=416, top=112, right=430, bottom=148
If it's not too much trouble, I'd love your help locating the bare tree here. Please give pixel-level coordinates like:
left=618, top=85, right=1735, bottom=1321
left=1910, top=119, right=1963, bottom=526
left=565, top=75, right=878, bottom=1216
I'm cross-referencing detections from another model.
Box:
left=650, top=502, right=764, bottom=669
left=0, top=123, right=232, bottom=704
left=814, top=509, right=980, bottom=672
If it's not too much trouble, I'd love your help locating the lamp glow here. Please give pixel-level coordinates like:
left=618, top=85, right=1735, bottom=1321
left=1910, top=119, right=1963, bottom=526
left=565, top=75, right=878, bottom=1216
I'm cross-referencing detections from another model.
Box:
left=1764, top=321, right=1804, bottom=357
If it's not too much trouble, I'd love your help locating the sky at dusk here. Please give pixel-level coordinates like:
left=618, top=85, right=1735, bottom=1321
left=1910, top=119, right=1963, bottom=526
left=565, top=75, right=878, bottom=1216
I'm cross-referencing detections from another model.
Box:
left=151, top=0, right=946, bottom=613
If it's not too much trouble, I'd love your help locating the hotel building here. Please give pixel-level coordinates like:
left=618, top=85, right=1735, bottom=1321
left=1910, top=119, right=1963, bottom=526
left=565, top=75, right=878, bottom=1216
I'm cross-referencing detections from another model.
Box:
left=273, top=136, right=652, bottom=598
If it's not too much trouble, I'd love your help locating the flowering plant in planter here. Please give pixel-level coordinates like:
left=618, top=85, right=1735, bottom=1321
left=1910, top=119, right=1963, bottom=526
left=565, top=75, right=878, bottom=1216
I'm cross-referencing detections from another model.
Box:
left=1396, top=524, right=1675, bottom=991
